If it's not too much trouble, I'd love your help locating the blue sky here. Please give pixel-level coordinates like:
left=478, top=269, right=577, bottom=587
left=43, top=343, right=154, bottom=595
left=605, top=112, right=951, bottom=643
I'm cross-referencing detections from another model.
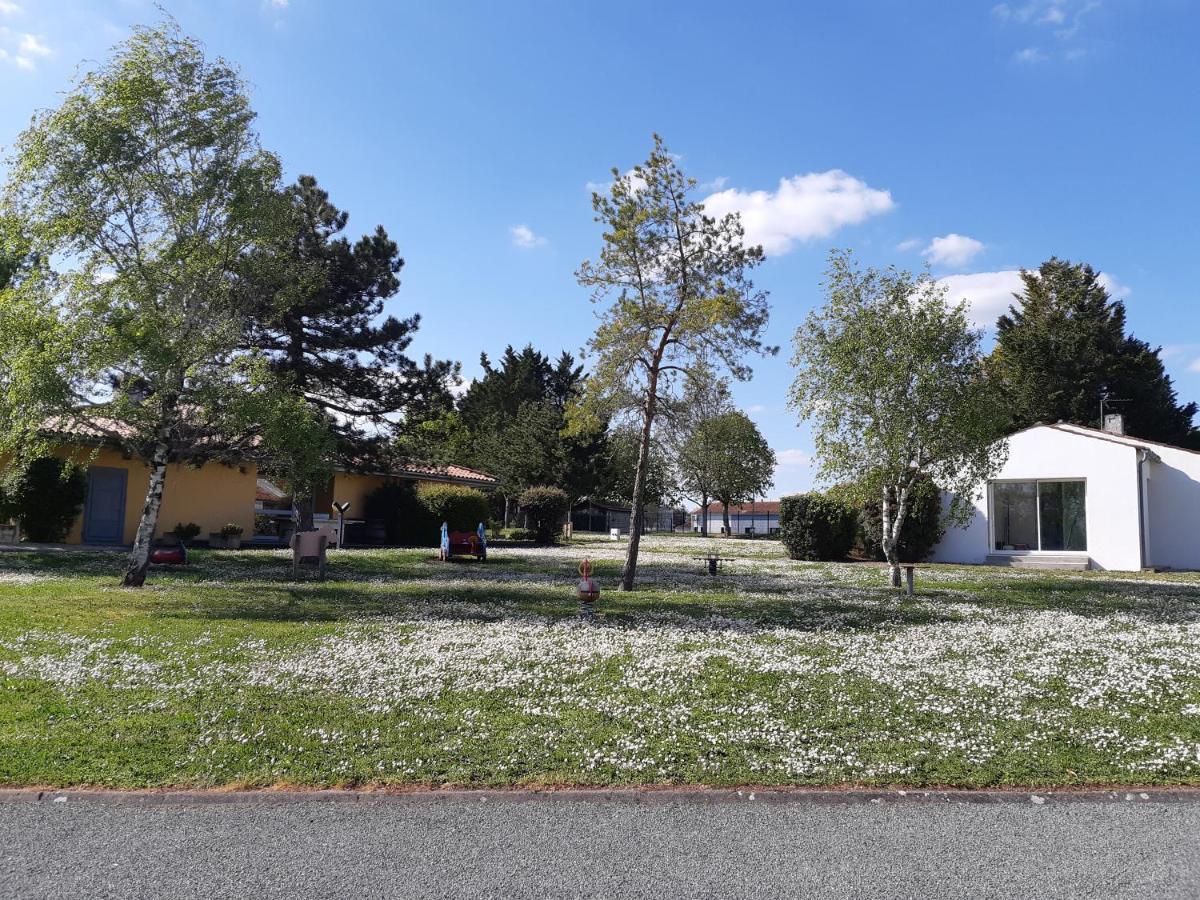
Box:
left=1, top=0, right=1197, bottom=496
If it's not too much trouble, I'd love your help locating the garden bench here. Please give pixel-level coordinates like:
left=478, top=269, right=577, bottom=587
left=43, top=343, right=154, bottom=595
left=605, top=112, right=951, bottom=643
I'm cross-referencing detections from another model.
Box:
left=693, top=555, right=735, bottom=576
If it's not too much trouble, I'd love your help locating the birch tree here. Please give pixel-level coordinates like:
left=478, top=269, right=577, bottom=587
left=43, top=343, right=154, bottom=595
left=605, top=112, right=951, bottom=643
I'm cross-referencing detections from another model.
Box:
left=573, top=135, right=773, bottom=589
left=0, top=23, right=308, bottom=587
left=789, top=251, right=1007, bottom=587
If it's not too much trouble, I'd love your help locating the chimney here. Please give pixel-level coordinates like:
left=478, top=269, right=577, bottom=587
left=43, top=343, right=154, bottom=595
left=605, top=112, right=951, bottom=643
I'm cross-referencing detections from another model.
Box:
left=1103, top=413, right=1125, bottom=435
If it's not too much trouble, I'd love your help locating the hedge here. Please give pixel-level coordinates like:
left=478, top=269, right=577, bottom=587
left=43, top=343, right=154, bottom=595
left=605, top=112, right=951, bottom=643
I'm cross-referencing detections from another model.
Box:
left=517, top=486, right=570, bottom=545
left=0, top=457, right=87, bottom=543
left=778, top=492, right=857, bottom=561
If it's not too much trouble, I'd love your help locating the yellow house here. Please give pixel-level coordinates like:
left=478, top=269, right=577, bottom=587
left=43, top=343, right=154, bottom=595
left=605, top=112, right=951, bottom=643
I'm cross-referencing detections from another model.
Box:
left=54, top=445, right=259, bottom=545
left=4, top=442, right=495, bottom=546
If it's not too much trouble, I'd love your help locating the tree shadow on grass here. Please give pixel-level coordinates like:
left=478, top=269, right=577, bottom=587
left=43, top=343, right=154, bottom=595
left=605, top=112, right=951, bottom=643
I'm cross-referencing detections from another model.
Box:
left=3, top=548, right=1199, bottom=631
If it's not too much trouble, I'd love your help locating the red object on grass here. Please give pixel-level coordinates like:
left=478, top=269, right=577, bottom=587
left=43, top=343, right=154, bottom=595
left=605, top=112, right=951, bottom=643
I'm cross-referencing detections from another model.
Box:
left=150, top=546, right=186, bottom=565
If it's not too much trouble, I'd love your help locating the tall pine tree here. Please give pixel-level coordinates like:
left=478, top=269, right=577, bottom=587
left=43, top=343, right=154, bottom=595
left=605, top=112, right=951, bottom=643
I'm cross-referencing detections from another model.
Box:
left=240, top=176, right=459, bottom=524
left=991, top=258, right=1197, bottom=449
left=241, top=175, right=459, bottom=450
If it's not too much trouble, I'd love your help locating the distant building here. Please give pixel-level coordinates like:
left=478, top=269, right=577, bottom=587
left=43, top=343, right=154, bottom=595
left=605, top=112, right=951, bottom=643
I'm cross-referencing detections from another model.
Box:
left=690, top=501, right=780, bottom=535
left=571, top=501, right=683, bottom=534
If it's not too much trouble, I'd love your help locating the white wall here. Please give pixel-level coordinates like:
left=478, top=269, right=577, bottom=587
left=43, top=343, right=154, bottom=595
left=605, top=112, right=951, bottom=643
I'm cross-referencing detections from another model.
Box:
left=932, top=426, right=1144, bottom=570
left=692, top=514, right=779, bottom=534
left=1144, top=444, right=1200, bottom=570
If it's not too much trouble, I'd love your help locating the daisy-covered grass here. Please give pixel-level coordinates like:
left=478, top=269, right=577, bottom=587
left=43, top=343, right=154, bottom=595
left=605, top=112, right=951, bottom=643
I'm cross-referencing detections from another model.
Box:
left=1, top=535, right=1199, bottom=788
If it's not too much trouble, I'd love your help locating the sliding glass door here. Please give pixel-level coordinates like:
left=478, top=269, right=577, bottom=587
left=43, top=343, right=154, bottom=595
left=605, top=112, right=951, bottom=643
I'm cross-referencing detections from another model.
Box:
left=992, top=480, right=1086, bottom=552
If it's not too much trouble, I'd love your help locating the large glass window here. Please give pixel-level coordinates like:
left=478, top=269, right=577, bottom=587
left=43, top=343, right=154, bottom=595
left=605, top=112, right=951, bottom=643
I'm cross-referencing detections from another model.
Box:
left=993, top=482, right=1038, bottom=551
left=992, top=480, right=1087, bottom=552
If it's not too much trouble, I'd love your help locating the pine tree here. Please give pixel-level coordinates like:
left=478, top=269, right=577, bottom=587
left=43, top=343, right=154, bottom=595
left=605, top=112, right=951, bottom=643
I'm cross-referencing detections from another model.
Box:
left=241, top=176, right=459, bottom=448
left=991, top=258, right=1197, bottom=448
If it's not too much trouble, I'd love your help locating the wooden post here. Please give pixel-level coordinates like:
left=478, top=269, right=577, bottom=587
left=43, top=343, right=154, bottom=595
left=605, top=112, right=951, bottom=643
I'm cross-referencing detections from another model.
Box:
left=905, top=565, right=915, bottom=596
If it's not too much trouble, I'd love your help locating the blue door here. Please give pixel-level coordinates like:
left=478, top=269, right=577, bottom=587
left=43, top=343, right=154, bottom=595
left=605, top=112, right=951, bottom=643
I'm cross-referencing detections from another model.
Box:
left=83, top=467, right=127, bottom=544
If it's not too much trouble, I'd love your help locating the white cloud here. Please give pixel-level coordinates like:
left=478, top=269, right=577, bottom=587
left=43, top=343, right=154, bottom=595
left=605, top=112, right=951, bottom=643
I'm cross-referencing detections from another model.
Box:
left=775, top=448, right=813, bottom=468
left=17, top=32, right=47, bottom=56
left=0, top=1, right=20, bottom=16
left=923, top=233, right=985, bottom=268
left=0, top=28, right=49, bottom=70
left=265, top=0, right=289, bottom=7
left=896, top=238, right=923, bottom=253
left=1189, top=358, right=1200, bottom=374
left=937, top=266, right=1130, bottom=327
left=745, top=404, right=767, bottom=414
left=1097, top=272, right=1130, bottom=299
left=509, top=224, right=547, bottom=249
left=1014, top=46, right=1047, bottom=63
left=702, top=171, right=894, bottom=256
left=937, top=270, right=1025, bottom=327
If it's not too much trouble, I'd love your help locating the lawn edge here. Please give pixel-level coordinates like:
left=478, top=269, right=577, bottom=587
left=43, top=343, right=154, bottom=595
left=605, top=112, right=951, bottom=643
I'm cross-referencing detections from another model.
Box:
left=5, top=784, right=1200, bottom=806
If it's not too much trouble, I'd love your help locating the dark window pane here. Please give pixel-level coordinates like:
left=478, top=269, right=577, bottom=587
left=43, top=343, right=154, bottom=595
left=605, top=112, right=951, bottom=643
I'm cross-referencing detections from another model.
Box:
left=993, top=482, right=1037, bottom=551
left=1038, top=481, right=1087, bottom=552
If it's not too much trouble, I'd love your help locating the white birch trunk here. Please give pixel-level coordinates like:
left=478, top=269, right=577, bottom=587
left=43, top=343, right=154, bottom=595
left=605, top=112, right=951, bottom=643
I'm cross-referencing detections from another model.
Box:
left=122, top=440, right=170, bottom=587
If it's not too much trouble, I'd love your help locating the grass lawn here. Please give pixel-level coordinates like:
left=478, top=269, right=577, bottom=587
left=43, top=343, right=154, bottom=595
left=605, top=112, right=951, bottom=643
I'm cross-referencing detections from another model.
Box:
left=2, top=533, right=1200, bottom=789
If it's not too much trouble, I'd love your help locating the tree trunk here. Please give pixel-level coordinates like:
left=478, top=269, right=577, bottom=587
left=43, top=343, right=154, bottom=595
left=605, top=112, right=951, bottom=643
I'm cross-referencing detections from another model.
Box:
left=620, top=403, right=658, bottom=591
left=880, top=483, right=913, bottom=589
left=503, top=495, right=510, bottom=529
left=296, top=491, right=316, bottom=532
left=722, top=500, right=731, bottom=537
left=700, top=492, right=709, bottom=537
left=122, top=440, right=170, bottom=588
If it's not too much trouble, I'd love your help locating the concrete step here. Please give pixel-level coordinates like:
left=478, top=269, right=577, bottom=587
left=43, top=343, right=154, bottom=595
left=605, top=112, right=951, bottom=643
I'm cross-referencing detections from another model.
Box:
left=986, top=554, right=1089, bottom=571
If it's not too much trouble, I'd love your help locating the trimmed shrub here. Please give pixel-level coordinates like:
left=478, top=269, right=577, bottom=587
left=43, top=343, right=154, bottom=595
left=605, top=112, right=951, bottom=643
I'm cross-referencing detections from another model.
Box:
left=517, top=486, right=571, bottom=545
left=507, top=528, right=537, bottom=542
left=859, top=475, right=944, bottom=563
left=0, top=458, right=87, bottom=543
left=779, top=492, right=857, bottom=561
left=418, top=483, right=491, bottom=534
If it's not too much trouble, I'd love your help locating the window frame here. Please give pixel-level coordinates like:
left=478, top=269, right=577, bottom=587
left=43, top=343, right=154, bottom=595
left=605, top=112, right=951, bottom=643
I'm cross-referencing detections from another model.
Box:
left=988, top=478, right=1088, bottom=554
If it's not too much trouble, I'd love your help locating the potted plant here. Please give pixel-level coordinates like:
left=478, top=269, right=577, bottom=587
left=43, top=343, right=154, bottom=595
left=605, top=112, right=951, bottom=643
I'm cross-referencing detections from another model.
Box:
left=163, top=522, right=201, bottom=548
left=209, top=523, right=244, bottom=550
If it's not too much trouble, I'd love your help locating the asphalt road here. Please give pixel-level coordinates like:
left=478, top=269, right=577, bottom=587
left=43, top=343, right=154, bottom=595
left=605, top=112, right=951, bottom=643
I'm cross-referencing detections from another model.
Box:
left=0, top=789, right=1198, bottom=899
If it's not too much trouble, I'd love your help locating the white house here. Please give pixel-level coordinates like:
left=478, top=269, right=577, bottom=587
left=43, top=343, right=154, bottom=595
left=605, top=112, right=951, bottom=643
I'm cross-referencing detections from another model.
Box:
left=932, top=423, right=1200, bottom=572
left=691, top=501, right=780, bottom=535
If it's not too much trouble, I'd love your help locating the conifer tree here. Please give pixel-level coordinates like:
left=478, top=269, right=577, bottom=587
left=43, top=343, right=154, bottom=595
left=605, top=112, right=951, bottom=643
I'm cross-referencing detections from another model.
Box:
left=991, top=258, right=1197, bottom=448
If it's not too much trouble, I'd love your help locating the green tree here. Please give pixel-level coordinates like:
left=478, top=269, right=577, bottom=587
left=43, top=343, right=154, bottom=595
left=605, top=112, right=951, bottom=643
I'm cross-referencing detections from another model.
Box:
left=239, top=175, right=458, bottom=524
left=990, top=258, right=1197, bottom=448
left=573, top=135, right=773, bottom=589
left=448, top=345, right=606, bottom=524
left=704, top=411, right=776, bottom=535
left=0, top=23, right=302, bottom=586
left=517, top=485, right=571, bottom=545
left=790, top=251, right=1007, bottom=587
left=667, top=370, right=733, bottom=537
left=597, top=426, right=673, bottom=514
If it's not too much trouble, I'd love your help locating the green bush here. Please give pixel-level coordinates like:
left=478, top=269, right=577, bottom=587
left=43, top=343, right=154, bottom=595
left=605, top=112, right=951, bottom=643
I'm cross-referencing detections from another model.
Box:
left=517, top=486, right=571, bottom=545
left=778, top=492, right=857, bottom=561
left=507, top=528, right=537, bottom=542
left=418, top=483, right=491, bottom=534
left=0, top=458, right=87, bottom=543
left=170, top=522, right=202, bottom=546
left=859, top=475, right=944, bottom=563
